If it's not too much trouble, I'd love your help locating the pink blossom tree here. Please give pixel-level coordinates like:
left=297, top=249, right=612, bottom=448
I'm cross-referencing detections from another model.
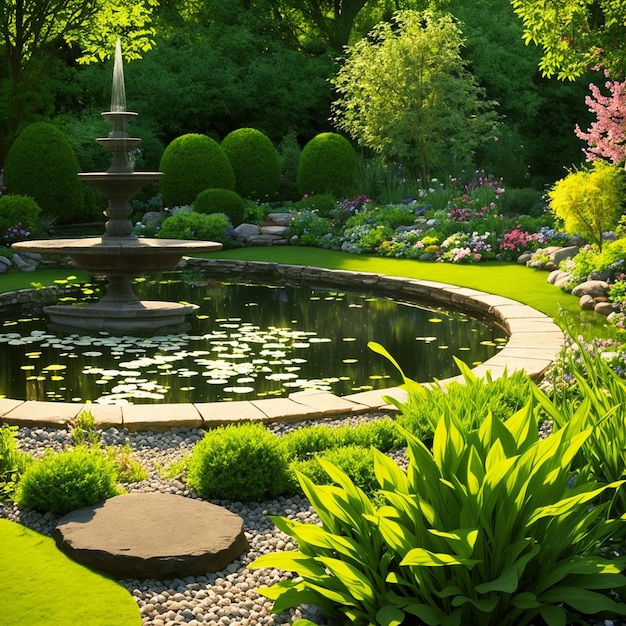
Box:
left=575, top=71, right=626, bottom=165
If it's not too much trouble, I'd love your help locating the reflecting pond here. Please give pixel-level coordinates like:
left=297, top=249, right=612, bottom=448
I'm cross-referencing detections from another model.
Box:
left=0, top=273, right=506, bottom=404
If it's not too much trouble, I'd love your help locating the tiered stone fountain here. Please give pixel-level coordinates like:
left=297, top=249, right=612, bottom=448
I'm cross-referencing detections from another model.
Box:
left=13, top=41, right=221, bottom=334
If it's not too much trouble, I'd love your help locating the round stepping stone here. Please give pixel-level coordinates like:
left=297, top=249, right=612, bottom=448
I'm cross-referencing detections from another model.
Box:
left=53, top=493, right=248, bottom=580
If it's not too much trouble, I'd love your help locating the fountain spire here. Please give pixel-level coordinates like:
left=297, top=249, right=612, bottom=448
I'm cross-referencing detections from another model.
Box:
left=111, top=39, right=127, bottom=113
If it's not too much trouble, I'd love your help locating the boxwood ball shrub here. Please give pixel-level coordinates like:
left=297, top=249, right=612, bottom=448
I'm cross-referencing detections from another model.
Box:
left=187, top=423, right=292, bottom=502
left=15, top=447, right=121, bottom=516
left=0, top=195, right=41, bottom=240
left=297, top=132, right=357, bottom=197
left=159, top=134, right=235, bottom=207
left=3, top=122, right=85, bottom=224
left=194, top=188, right=245, bottom=226
left=221, top=128, right=281, bottom=201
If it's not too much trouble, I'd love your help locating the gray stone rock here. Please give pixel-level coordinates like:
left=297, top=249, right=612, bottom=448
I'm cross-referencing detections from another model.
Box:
left=579, top=294, right=595, bottom=310
left=588, top=269, right=612, bottom=282
left=517, top=252, right=533, bottom=265
left=142, top=211, right=163, bottom=228
left=594, top=301, right=615, bottom=316
left=259, top=225, right=288, bottom=236
left=53, top=493, right=249, bottom=580
left=554, top=274, right=574, bottom=289
left=549, top=246, right=579, bottom=266
left=247, top=234, right=282, bottom=246
left=266, top=212, right=293, bottom=226
left=0, top=256, right=12, bottom=269
left=571, top=280, right=609, bottom=298
left=547, top=269, right=565, bottom=284
left=233, top=223, right=260, bottom=240
left=11, top=253, right=37, bottom=272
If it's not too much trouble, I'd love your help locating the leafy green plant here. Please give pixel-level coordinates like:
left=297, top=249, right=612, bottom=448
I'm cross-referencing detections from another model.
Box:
left=389, top=350, right=531, bottom=443
left=548, top=161, right=625, bottom=250
left=187, top=423, right=292, bottom=502
left=15, top=447, right=121, bottom=515
left=193, top=188, right=245, bottom=226
left=250, top=366, right=626, bottom=625
left=0, top=195, right=41, bottom=239
left=107, top=445, right=147, bottom=484
left=221, top=127, right=281, bottom=201
left=290, top=445, right=378, bottom=496
left=158, top=210, right=236, bottom=247
left=70, top=408, right=100, bottom=448
left=3, top=122, right=86, bottom=224
left=297, top=132, right=357, bottom=198
left=559, top=245, right=599, bottom=283
left=159, top=134, right=235, bottom=207
left=294, top=193, right=336, bottom=218
left=0, top=424, right=30, bottom=502
left=288, top=209, right=340, bottom=247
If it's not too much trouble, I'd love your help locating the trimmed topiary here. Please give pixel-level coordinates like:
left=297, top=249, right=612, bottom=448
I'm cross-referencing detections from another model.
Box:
left=194, top=188, right=245, bottom=226
left=187, top=423, right=292, bottom=502
left=159, top=134, right=235, bottom=207
left=15, top=447, right=121, bottom=516
left=0, top=195, right=41, bottom=242
left=221, top=128, right=281, bottom=201
left=3, top=122, right=85, bottom=224
left=297, top=132, right=357, bottom=198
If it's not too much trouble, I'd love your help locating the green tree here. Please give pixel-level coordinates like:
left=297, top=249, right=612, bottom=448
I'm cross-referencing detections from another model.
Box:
left=331, top=9, right=498, bottom=180
left=511, top=0, right=626, bottom=79
left=0, top=0, right=157, bottom=161
left=548, top=161, right=625, bottom=249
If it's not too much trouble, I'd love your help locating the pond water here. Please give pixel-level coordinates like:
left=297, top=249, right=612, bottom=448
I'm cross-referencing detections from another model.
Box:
left=0, top=273, right=506, bottom=404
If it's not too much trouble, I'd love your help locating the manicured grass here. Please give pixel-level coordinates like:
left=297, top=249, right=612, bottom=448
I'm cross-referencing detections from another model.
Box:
left=0, top=519, right=141, bottom=626
left=0, top=268, right=91, bottom=292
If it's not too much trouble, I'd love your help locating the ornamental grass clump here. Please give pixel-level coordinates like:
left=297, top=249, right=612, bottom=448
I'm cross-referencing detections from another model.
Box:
left=250, top=349, right=626, bottom=625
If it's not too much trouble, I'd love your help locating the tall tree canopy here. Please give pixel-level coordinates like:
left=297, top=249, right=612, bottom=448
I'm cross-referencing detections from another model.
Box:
left=511, top=0, right=626, bottom=79
left=331, top=10, right=498, bottom=180
left=0, top=0, right=157, bottom=159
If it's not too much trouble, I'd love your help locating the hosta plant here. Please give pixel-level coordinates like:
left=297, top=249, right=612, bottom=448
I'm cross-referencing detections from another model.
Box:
left=250, top=348, right=626, bottom=626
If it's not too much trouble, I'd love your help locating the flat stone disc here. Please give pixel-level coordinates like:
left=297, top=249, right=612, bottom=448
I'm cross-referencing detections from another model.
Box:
left=53, top=493, right=248, bottom=580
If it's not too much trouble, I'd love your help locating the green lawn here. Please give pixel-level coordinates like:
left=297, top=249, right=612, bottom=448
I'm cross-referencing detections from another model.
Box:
left=0, top=520, right=140, bottom=626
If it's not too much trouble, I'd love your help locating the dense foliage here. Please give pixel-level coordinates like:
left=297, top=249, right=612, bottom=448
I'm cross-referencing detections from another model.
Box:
left=3, top=122, right=86, bottom=223
left=159, top=134, right=235, bottom=207
left=221, top=128, right=281, bottom=201
left=0, top=195, right=41, bottom=242
left=193, top=188, right=245, bottom=226
left=297, top=132, right=357, bottom=197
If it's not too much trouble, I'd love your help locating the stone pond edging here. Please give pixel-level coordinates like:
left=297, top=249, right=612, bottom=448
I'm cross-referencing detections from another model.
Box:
left=0, top=259, right=565, bottom=432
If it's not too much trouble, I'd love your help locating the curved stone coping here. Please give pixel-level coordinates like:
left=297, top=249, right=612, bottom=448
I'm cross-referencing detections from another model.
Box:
left=0, top=260, right=565, bottom=432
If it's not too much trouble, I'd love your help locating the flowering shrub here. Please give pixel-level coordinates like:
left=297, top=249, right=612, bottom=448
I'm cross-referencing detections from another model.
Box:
left=3, top=223, right=30, bottom=245
left=377, top=230, right=433, bottom=259
left=288, top=209, right=341, bottom=247
left=342, top=223, right=393, bottom=253
left=448, top=171, right=505, bottom=222
left=609, top=273, right=626, bottom=303
left=499, top=228, right=547, bottom=260
left=439, top=231, right=496, bottom=263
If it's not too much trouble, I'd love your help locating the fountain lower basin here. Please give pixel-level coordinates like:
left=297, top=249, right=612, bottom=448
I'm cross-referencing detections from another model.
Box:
left=13, top=238, right=222, bottom=333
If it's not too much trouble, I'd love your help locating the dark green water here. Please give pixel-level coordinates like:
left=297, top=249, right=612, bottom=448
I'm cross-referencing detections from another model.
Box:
left=0, top=274, right=505, bottom=404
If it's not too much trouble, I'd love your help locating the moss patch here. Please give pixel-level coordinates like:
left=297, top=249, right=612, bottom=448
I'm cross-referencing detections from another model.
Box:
left=0, top=519, right=140, bottom=625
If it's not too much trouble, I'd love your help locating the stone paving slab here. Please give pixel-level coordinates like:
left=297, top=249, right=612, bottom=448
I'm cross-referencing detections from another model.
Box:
left=54, top=493, right=248, bottom=580
left=287, top=390, right=367, bottom=414
left=195, top=400, right=268, bottom=426
left=86, top=404, right=123, bottom=429
left=121, top=403, right=203, bottom=432
left=3, top=401, right=83, bottom=428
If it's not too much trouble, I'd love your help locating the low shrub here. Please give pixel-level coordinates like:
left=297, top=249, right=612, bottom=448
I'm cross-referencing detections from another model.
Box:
left=501, top=187, right=545, bottom=216
left=0, top=424, right=30, bottom=502
left=294, top=194, right=336, bottom=218
left=187, top=423, right=292, bottom=502
left=108, top=445, right=147, bottom=483
left=158, top=211, right=236, bottom=247
left=194, top=188, right=245, bottom=226
left=251, top=376, right=626, bottom=625
left=0, top=195, right=41, bottom=240
left=15, top=447, right=121, bottom=515
left=290, top=445, right=378, bottom=496
left=288, top=209, right=340, bottom=248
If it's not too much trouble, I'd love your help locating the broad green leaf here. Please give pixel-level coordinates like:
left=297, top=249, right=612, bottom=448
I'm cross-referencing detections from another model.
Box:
left=540, top=586, right=626, bottom=615
left=249, top=552, right=325, bottom=578
left=538, top=604, right=566, bottom=626
left=374, top=448, right=409, bottom=493
left=401, top=547, right=480, bottom=568
left=316, top=557, right=377, bottom=602
left=428, top=528, right=478, bottom=559
left=511, top=591, right=540, bottom=609
left=370, top=514, right=417, bottom=554
left=376, top=605, right=405, bottom=626
left=403, top=601, right=448, bottom=626
left=450, top=594, right=498, bottom=612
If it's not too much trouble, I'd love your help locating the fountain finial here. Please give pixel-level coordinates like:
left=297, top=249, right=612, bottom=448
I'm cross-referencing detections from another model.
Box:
left=111, top=39, right=127, bottom=113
